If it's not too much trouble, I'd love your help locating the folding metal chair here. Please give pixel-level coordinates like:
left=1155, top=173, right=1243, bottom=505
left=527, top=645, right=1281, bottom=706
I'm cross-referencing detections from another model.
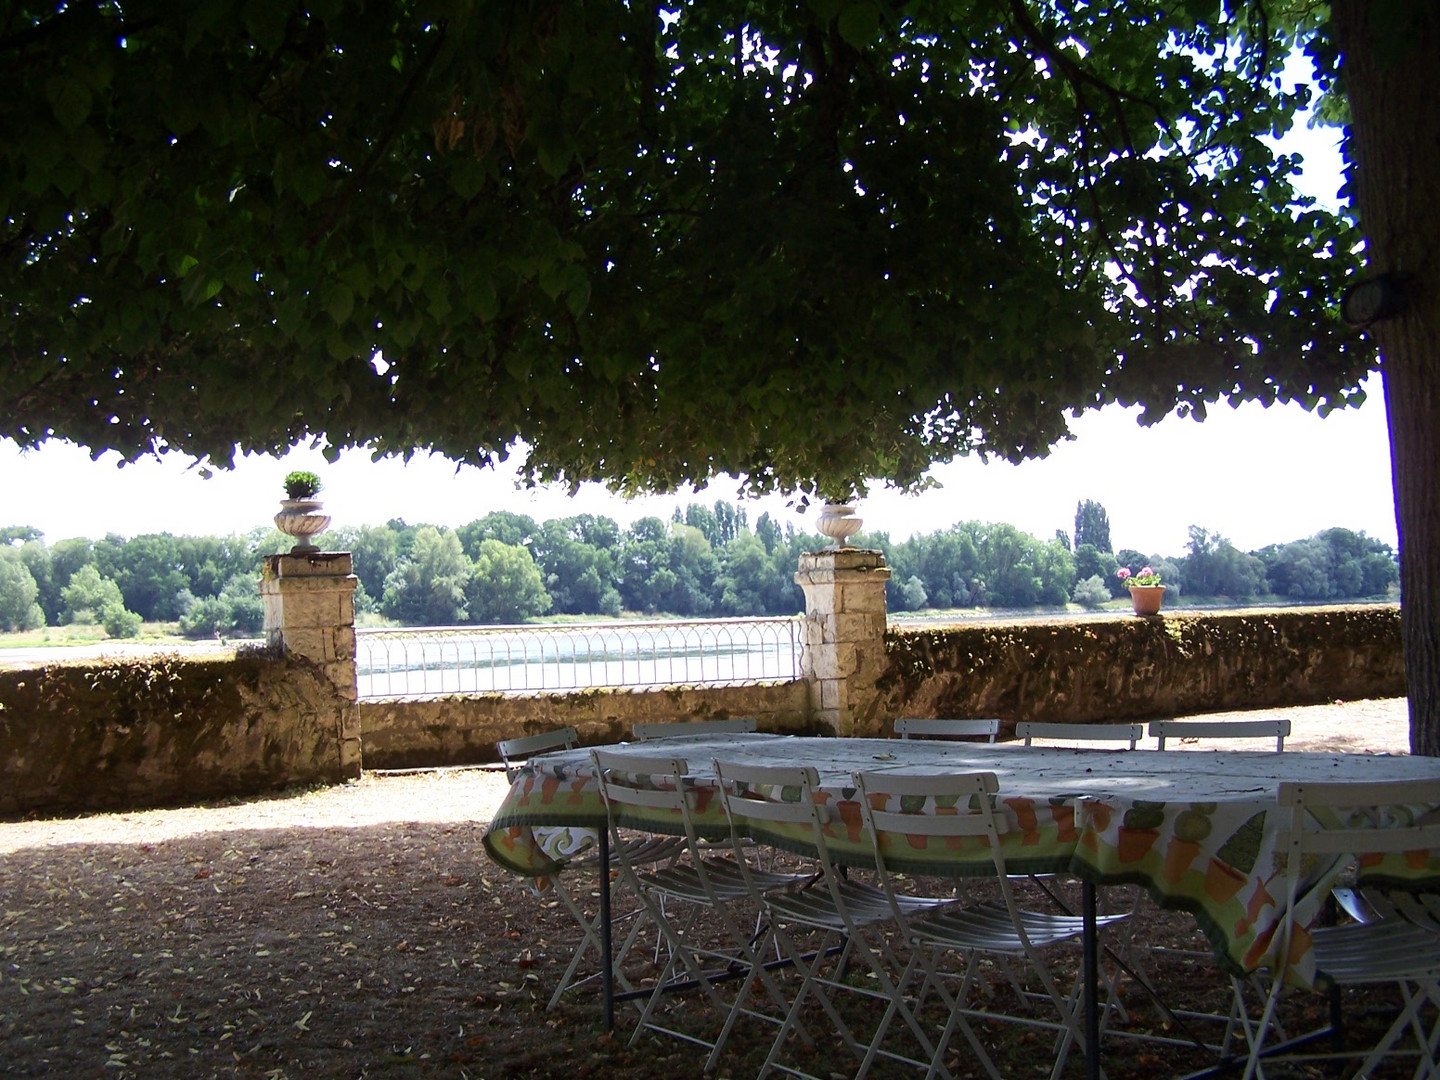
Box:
left=894, top=718, right=1001, bottom=743
left=496, top=727, right=582, bottom=776
left=1333, top=886, right=1440, bottom=933
left=853, top=769, right=1130, bottom=1080
left=1150, top=718, right=1290, bottom=752
left=1014, top=721, right=1144, bottom=749
left=714, top=759, right=956, bottom=1080
left=1234, top=778, right=1440, bottom=1080
left=591, top=749, right=810, bottom=1070
left=496, top=728, right=684, bottom=1010
left=1010, top=722, right=1154, bottom=1028
left=1142, top=718, right=1290, bottom=1023
left=633, top=717, right=758, bottom=741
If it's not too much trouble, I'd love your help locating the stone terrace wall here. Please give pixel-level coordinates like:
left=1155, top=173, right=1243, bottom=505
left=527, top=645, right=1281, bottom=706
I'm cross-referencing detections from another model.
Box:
left=359, top=680, right=817, bottom=770
left=0, top=651, right=351, bottom=816
left=872, top=604, right=1404, bottom=735
left=0, top=605, right=1405, bottom=817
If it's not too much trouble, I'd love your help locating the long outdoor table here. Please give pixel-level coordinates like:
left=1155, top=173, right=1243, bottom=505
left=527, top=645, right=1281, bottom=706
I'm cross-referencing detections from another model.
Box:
left=482, top=733, right=1440, bottom=1073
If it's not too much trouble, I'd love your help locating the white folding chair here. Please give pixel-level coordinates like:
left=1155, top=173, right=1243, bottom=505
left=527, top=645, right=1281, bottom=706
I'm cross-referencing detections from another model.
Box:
left=497, top=727, right=582, bottom=777
left=894, top=718, right=1001, bottom=743
left=633, top=717, right=758, bottom=741
left=853, top=769, right=1130, bottom=1080
left=714, top=759, right=954, bottom=1080
left=1143, top=719, right=1289, bottom=976
left=1137, top=716, right=1292, bottom=1043
left=496, top=728, right=684, bottom=1009
left=1014, top=721, right=1144, bottom=749
left=591, top=749, right=809, bottom=1070
left=1334, top=888, right=1440, bottom=934
left=1235, top=778, right=1440, bottom=1080
left=1150, top=718, right=1290, bottom=752
left=1011, top=720, right=1157, bottom=1028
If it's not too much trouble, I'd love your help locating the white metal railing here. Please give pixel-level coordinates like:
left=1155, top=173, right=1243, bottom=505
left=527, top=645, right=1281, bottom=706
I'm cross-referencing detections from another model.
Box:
left=355, top=617, right=804, bottom=699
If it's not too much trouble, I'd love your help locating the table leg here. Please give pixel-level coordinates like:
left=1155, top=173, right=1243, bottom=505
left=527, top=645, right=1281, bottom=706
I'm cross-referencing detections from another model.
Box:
left=1083, top=880, right=1099, bottom=1080
left=599, top=829, right=614, bottom=1032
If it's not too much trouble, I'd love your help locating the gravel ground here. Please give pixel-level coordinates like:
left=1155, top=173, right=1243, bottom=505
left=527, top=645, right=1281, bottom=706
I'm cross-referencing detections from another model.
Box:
left=0, top=699, right=1418, bottom=1080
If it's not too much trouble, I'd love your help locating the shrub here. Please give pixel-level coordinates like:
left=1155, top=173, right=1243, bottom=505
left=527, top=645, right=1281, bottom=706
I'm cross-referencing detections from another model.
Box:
left=283, top=470, right=323, bottom=499
left=896, top=575, right=928, bottom=611
left=21, top=602, right=45, bottom=631
left=101, top=602, right=142, bottom=638
left=61, top=565, right=125, bottom=624
left=179, top=596, right=229, bottom=638
left=178, top=576, right=264, bottom=639
left=0, top=548, right=41, bottom=630
left=1072, top=574, right=1112, bottom=609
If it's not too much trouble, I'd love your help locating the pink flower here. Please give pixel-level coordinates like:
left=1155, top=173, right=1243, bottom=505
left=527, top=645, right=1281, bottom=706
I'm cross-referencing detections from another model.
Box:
left=1116, top=567, right=1132, bottom=580
left=1139, top=566, right=1153, bottom=577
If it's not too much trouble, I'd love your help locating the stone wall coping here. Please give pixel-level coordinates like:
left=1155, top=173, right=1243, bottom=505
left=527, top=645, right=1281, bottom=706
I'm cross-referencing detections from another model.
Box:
left=886, top=602, right=1400, bottom=636
left=796, top=548, right=892, bottom=575
left=358, top=678, right=806, bottom=705
left=264, top=552, right=355, bottom=577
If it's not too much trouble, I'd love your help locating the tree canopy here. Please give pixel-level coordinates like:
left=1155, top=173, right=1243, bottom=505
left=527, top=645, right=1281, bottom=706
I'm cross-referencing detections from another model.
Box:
left=1, top=0, right=1368, bottom=500
left=1074, top=500, right=1112, bottom=554
left=5, top=0, right=1437, bottom=752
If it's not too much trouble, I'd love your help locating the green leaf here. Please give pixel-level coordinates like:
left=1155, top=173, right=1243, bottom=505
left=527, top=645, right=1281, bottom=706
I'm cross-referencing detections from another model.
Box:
left=449, top=156, right=487, bottom=199
left=837, top=3, right=880, bottom=47
left=565, top=277, right=592, bottom=317
left=244, top=0, right=292, bottom=53
left=339, top=262, right=374, bottom=296
left=67, top=126, right=107, bottom=172
left=324, top=328, right=353, bottom=360
left=324, top=284, right=355, bottom=325
left=185, top=1, right=232, bottom=51
left=45, top=76, right=93, bottom=132
left=538, top=261, right=567, bottom=300
left=181, top=272, right=221, bottom=305
left=467, top=279, right=499, bottom=322
left=289, top=162, right=328, bottom=206
left=533, top=125, right=574, bottom=179
left=427, top=279, right=453, bottom=321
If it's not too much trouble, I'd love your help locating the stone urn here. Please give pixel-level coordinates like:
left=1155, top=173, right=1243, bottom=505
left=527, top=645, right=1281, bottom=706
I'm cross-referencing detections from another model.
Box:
left=1128, top=584, right=1166, bottom=617
left=816, top=503, right=863, bottom=548
left=274, top=498, right=331, bottom=554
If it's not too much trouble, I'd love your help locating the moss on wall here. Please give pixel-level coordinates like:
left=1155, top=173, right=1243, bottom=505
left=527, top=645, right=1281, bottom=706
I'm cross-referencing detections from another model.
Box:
left=0, top=650, right=348, bottom=817
left=873, top=604, right=1404, bottom=733
left=0, top=605, right=1404, bottom=816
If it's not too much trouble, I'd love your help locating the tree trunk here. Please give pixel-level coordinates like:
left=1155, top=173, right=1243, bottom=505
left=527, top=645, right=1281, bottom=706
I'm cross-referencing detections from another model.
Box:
left=1331, top=0, right=1440, bottom=756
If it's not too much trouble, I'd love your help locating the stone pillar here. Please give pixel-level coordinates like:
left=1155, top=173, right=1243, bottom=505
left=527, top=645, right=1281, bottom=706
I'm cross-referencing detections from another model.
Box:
left=794, top=549, right=891, bottom=736
left=260, top=551, right=362, bottom=779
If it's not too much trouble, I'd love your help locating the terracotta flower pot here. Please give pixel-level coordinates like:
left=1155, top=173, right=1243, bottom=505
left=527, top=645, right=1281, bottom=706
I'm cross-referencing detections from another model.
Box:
left=1162, top=838, right=1202, bottom=884
left=1128, top=584, right=1166, bottom=616
left=1117, top=826, right=1160, bottom=864
left=1203, top=857, right=1248, bottom=904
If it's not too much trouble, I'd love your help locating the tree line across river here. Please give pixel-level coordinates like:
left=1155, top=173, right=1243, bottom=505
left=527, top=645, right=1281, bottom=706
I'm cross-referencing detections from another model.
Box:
left=0, top=500, right=1398, bottom=639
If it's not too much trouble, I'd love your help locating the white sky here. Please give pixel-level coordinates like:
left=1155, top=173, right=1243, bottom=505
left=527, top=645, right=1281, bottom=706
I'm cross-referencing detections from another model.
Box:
left=1, top=84, right=1396, bottom=560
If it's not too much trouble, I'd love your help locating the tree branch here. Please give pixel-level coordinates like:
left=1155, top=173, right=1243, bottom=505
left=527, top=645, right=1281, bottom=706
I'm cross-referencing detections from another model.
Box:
left=1005, top=0, right=1137, bottom=155
left=305, top=21, right=451, bottom=250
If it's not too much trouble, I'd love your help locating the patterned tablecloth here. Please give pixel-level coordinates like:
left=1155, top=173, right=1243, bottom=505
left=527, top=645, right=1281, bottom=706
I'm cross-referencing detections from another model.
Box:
left=482, top=733, right=1440, bottom=984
